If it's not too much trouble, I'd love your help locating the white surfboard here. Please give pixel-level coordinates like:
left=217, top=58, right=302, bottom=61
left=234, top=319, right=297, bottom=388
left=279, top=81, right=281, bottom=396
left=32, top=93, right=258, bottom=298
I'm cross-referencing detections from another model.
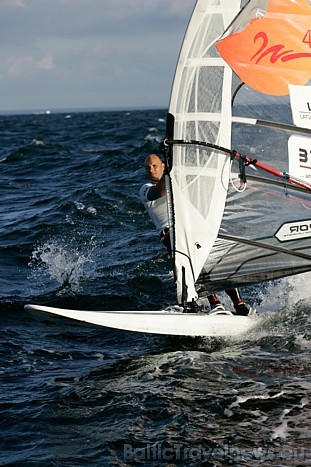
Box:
left=24, top=304, right=261, bottom=337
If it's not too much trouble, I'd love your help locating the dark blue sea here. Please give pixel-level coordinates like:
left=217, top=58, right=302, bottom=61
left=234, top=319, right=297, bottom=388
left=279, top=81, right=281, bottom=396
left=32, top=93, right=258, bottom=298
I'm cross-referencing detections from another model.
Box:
left=0, top=109, right=310, bottom=466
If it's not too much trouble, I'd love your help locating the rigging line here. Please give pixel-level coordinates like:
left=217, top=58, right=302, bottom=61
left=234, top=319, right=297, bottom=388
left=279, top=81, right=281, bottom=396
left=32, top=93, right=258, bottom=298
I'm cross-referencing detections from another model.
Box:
left=232, top=116, right=311, bottom=135
left=218, top=233, right=311, bottom=262
left=170, top=139, right=311, bottom=192
left=174, top=249, right=196, bottom=284
left=231, top=82, right=244, bottom=107
left=230, top=159, right=247, bottom=193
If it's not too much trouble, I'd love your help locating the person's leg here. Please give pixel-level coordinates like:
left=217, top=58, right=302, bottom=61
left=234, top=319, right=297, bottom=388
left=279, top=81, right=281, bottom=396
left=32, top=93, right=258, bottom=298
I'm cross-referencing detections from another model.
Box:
left=160, top=228, right=171, bottom=254
left=225, top=288, right=249, bottom=316
left=208, top=294, right=225, bottom=311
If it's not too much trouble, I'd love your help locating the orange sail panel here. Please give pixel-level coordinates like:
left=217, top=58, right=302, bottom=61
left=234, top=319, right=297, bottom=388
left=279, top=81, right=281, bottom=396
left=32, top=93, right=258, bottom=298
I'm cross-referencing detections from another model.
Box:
left=217, top=0, right=311, bottom=96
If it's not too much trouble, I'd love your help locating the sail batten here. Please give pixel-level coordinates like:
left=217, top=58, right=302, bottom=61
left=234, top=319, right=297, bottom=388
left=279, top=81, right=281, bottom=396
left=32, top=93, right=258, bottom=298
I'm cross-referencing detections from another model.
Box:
left=232, top=116, right=311, bottom=135
left=218, top=234, right=311, bottom=262
left=184, top=57, right=227, bottom=66
left=174, top=113, right=222, bottom=122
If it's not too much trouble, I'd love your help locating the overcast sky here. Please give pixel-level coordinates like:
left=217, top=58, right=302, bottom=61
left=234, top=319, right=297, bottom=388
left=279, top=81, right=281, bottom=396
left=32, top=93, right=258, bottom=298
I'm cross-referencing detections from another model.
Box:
left=0, top=0, right=195, bottom=113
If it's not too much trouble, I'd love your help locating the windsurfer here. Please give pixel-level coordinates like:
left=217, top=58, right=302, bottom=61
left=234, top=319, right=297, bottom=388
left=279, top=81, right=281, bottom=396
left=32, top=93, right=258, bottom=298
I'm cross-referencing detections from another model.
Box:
left=140, top=154, right=250, bottom=316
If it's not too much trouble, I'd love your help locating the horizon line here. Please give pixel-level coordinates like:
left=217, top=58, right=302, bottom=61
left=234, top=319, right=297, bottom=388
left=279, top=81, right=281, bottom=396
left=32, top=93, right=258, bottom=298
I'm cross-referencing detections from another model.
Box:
left=0, top=104, right=167, bottom=117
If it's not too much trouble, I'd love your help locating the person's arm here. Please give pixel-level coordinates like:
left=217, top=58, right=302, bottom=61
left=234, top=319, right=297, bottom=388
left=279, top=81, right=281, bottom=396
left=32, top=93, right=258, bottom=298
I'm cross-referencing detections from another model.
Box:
left=143, top=175, right=166, bottom=201
left=154, top=174, right=166, bottom=197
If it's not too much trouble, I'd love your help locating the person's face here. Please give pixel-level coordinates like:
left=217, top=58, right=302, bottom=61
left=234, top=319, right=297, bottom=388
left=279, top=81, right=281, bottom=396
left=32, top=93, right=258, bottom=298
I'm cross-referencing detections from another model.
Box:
left=145, top=156, right=164, bottom=181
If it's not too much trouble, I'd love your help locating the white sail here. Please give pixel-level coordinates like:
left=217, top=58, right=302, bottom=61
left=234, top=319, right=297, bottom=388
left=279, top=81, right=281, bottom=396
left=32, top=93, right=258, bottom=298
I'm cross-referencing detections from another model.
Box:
left=166, top=0, right=242, bottom=305
left=165, top=0, right=311, bottom=306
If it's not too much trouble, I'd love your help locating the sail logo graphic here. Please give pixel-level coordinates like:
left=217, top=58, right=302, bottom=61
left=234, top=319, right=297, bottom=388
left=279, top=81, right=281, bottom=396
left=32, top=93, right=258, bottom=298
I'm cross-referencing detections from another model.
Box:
left=288, top=135, right=311, bottom=181
left=251, top=31, right=311, bottom=65
left=217, top=0, right=311, bottom=96
left=289, top=84, right=311, bottom=129
left=275, top=220, right=311, bottom=242
left=303, top=29, right=311, bottom=47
